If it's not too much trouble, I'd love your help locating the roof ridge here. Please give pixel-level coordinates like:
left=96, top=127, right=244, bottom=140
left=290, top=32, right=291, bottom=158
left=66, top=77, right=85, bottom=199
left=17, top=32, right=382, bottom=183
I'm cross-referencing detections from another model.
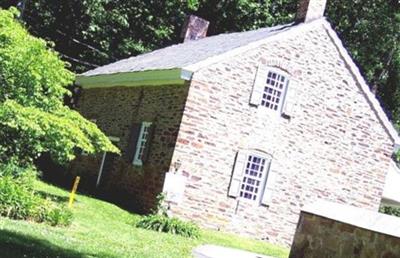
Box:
left=81, top=21, right=296, bottom=77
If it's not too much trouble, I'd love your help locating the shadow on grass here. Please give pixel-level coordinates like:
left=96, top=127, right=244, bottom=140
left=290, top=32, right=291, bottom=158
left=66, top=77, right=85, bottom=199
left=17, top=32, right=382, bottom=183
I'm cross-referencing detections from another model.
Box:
left=0, top=229, right=117, bottom=258
left=35, top=190, right=70, bottom=204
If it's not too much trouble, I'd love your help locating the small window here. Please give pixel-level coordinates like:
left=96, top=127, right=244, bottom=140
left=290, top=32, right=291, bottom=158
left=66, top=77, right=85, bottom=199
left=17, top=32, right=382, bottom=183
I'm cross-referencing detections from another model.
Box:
left=239, top=154, right=268, bottom=201
left=260, top=71, right=288, bottom=112
left=132, top=122, right=152, bottom=166
left=229, top=150, right=277, bottom=206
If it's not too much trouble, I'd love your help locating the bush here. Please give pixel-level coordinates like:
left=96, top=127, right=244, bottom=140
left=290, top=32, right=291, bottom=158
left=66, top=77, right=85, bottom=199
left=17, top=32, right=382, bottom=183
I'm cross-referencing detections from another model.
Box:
left=33, top=198, right=73, bottom=226
left=136, top=214, right=200, bottom=238
left=0, top=164, right=38, bottom=220
left=380, top=206, right=400, bottom=217
left=0, top=163, right=72, bottom=226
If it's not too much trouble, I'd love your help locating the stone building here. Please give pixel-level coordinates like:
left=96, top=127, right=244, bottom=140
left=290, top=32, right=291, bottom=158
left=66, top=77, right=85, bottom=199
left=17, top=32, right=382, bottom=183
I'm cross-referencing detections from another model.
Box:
left=72, top=0, right=400, bottom=246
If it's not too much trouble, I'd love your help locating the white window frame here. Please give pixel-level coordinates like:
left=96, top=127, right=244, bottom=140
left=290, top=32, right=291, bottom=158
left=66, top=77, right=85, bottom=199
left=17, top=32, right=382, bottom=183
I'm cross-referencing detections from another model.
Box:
left=260, top=68, right=290, bottom=113
left=239, top=151, right=271, bottom=203
left=132, top=122, right=152, bottom=166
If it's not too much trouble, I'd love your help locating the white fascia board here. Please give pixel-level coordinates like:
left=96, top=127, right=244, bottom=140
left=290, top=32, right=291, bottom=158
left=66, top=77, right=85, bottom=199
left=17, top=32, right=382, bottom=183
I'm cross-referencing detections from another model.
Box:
left=76, top=69, right=187, bottom=89
left=322, top=20, right=400, bottom=149
left=180, top=69, right=194, bottom=81
left=182, top=18, right=326, bottom=73
left=382, top=161, right=400, bottom=206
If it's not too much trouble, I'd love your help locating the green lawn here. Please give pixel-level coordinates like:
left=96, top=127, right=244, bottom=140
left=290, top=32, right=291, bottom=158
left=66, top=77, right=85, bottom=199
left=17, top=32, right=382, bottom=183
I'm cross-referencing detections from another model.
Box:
left=0, top=181, right=289, bottom=258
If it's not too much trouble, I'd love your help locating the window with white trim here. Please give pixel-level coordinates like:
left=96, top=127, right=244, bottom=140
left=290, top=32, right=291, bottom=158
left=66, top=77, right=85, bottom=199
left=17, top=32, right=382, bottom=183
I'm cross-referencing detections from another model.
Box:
left=240, top=154, right=268, bottom=201
left=250, top=64, right=297, bottom=116
left=132, top=122, right=152, bottom=166
left=260, top=70, right=289, bottom=112
left=229, top=149, right=277, bottom=206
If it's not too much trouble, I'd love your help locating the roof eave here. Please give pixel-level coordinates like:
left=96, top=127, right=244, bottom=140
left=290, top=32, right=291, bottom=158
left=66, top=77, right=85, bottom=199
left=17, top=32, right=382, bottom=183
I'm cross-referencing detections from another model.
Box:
left=76, top=68, right=193, bottom=89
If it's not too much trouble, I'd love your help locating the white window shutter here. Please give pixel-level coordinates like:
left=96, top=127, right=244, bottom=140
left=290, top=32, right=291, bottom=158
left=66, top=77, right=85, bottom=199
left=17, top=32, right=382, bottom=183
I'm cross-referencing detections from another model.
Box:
left=261, top=161, right=278, bottom=206
left=250, top=64, right=269, bottom=106
left=282, top=80, right=299, bottom=117
left=228, top=150, right=248, bottom=198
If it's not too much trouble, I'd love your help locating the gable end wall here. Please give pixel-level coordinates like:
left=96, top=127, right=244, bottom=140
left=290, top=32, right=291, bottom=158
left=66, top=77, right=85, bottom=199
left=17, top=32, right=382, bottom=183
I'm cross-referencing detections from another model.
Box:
left=168, top=24, right=394, bottom=246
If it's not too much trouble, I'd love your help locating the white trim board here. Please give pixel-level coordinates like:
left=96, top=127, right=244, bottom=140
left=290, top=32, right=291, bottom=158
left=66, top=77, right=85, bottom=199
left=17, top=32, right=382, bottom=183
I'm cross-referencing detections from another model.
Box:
left=76, top=69, right=189, bottom=88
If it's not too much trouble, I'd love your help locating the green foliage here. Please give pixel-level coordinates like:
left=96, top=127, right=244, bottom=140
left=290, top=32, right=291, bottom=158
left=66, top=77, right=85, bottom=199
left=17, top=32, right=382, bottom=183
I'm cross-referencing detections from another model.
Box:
left=380, top=205, right=400, bottom=218
left=0, top=100, right=118, bottom=164
left=0, top=181, right=289, bottom=258
left=0, top=164, right=38, bottom=220
left=152, top=192, right=168, bottom=216
left=0, top=7, right=73, bottom=110
left=3, top=0, right=397, bottom=131
left=33, top=199, right=73, bottom=226
left=326, top=0, right=400, bottom=125
left=0, top=8, right=119, bottom=166
left=0, top=1, right=295, bottom=72
left=0, top=163, right=72, bottom=226
left=136, top=214, right=200, bottom=238
left=137, top=192, right=200, bottom=238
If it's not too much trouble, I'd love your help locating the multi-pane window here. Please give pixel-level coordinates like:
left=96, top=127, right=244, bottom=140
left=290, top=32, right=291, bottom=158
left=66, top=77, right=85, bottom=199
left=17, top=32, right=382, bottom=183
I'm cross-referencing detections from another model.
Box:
left=261, top=71, right=288, bottom=111
left=133, top=122, right=152, bottom=166
left=239, top=154, right=267, bottom=201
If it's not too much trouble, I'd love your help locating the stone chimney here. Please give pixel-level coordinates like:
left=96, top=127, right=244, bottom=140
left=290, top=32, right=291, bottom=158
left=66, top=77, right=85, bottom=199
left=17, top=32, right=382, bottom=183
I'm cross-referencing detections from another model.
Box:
left=180, top=15, right=209, bottom=42
left=296, top=0, right=327, bottom=23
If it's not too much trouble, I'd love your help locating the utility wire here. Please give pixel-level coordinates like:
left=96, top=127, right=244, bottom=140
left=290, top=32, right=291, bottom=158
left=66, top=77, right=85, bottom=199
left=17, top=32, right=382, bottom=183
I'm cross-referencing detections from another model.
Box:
left=60, top=53, right=99, bottom=68
left=22, top=11, right=113, bottom=68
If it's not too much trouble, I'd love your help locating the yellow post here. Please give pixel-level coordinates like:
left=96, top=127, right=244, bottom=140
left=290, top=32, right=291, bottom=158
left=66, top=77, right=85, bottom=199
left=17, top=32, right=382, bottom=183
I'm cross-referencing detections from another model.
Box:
left=68, top=176, right=80, bottom=208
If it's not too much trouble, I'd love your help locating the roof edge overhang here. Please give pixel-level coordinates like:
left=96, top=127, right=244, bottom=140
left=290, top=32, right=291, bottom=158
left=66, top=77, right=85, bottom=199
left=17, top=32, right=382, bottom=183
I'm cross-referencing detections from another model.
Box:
left=76, top=68, right=193, bottom=89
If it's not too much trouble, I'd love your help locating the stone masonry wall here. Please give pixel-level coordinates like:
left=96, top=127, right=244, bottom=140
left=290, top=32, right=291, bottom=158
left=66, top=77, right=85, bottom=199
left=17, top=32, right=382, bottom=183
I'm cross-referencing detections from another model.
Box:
left=70, top=83, right=189, bottom=212
left=289, top=211, right=400, bottom=258
left=168, top=24, right=394, bottom=246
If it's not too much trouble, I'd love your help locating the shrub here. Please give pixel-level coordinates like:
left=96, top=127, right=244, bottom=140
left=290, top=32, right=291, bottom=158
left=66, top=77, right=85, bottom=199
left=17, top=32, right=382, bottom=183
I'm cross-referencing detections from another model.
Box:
left=0, top=164, right=38, bottom=220
left=33, top=198, right=73, bottom=226
left=0, top=163, right=73, bottom=226
left=136, top=214, right=200, bottom=238
left=380, top=206, right=400, bottom=217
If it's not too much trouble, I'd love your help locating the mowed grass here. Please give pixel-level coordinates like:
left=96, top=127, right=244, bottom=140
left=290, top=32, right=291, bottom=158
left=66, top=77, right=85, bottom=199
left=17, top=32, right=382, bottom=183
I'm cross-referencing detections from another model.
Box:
left=0, top=181, right=289, bottom=258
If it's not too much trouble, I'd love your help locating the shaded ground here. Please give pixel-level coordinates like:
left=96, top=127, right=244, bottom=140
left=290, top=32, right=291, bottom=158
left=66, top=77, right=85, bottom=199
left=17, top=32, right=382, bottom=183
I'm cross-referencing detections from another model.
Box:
left=0, top=181, right=289, bottom=258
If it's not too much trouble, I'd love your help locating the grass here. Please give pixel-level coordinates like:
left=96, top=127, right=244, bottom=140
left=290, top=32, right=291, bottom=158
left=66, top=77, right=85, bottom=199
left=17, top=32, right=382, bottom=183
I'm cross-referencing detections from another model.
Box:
left=0, top=180, right=289, bottom=258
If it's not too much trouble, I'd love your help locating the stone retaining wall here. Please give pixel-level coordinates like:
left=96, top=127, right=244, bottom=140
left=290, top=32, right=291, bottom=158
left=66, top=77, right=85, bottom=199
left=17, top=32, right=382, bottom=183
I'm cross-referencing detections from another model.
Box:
left=290, top=201, right=400, bottom=258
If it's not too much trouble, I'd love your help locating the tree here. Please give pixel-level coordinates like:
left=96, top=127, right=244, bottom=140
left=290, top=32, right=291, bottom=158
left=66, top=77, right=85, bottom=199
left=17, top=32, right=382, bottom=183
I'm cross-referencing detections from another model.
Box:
left=1, top=0, right=398, bottom=128
left=0, top=0, right=295, bottom=73
left=326, top=0, right=400, bottom=124
left=0, top=8, right=119, bottom=167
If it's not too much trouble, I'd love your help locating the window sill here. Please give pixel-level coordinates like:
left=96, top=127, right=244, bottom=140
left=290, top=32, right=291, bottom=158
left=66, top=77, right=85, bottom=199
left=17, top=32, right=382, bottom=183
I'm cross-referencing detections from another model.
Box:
left=256, top=107, right=282, bottom=120
left=132, top=160, right=143, bottom=167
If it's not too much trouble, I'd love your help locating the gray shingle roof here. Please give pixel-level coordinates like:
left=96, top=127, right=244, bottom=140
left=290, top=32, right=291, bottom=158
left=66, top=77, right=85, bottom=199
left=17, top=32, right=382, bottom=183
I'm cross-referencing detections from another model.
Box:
left=82, top=23, right=294, bottom=77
